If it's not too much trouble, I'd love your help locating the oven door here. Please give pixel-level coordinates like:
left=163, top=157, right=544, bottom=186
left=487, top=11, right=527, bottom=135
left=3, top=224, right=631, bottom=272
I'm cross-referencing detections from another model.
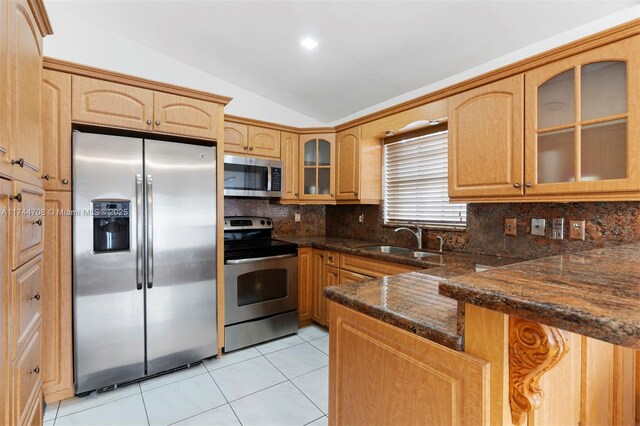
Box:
left=224, top=253, right=298, bottom=325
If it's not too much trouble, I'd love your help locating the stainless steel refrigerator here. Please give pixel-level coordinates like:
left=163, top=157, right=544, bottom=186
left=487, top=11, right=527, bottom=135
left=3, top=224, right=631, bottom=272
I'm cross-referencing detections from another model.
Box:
left=72, top=130, right=217, bottom=394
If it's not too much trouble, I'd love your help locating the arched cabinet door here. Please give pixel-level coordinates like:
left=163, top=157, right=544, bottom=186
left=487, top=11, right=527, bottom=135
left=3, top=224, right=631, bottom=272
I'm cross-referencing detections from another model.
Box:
left=223, top=122, right=248, bottom=154
left=41, top=70, right=71, bottom=191
left=336, top=127, right=361, bottom=201
left=298, top=134, right=335, bottom=202
left=72, top=75, right=154, bottom=131
left=153, top=92, right=220, bottom=140
left=448, top=74, right=525, bottom=199
left=525, top=35, right=640, bottom=196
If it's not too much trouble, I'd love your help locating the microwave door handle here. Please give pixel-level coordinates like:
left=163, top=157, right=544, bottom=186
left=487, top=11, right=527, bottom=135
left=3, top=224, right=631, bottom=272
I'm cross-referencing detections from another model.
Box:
left=135, top=174, right=144, bottom=290
left=146, top=174, right=153, bottom=289
left=226, top=253, right=296, bottom=264
left=267, top=165, right=272, bottom=192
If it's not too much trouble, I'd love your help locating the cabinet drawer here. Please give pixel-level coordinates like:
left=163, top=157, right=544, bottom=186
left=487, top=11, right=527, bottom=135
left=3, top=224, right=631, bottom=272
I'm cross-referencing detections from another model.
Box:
left=12, top=182, right=44, bottom=270
left=325, top=251, right=340, bottom=267
left=14, top=327, right=42, bottom=426
left=339, top=270, right=372, bottom=285
left=340, top=253, right=420, bottom=278
left=72, top=75, right=154, bottom=131
left=12, top=255, right=43, bottom=356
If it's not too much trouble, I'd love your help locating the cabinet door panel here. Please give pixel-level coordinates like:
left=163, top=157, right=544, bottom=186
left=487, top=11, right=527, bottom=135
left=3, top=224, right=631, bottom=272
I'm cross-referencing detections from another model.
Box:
left=11, top=0, right=43, bottom=185
left=42, top=70, right=72, bottom=191
left=448, top=74, right=524, bottom=199
left=525, top=36, right=640, bottom=196
left=281, top=132, right=299, bottom=200
left=0, top=178, right=11, bottom=426
left=153, top=92, right=219, bottom=140
left=12, top=182, right=44, bottom=270
left=224, top=121, right=248, bottom=154
left=297, top=248, right=313, bottom=322
left=298, top=134, right=336, bottom=202
left=248, top=126, right=280, bottom=158
left=311, top=250, right=325, bottom=325
left=336, top=128, right=360, bottom=200
left=72, top=75, right=153, bottom=131
left=322, top=266, right=339, bottom=327
left=42, top=192, right=73, bottom=402
left=11, top=255, right=42, bottom=359
left=13, top=327, right=41, bottom=426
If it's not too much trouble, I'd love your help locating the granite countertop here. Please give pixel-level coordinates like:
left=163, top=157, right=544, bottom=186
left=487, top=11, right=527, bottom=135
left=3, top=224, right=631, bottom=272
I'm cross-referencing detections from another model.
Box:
left=440, top=243, right=640, bottom=349
left=277, top=236, right=520, bottom=272
left=283, top=236, right=522, bottom=351
left=323, top=272, right=465, bottom=351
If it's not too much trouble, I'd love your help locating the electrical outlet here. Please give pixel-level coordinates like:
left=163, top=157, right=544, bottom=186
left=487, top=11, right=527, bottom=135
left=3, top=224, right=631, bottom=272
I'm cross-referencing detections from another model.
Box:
left=294, top=213, right=301, bottom=223
left=504, top=218, right=517, bottom=236
left=551, top=218, right=564, bottom=240
left=569, top=220, right=586, bottom=241
left=531, top=219, right=546, bottom=236
left=358, top=213, right=364, bottom=224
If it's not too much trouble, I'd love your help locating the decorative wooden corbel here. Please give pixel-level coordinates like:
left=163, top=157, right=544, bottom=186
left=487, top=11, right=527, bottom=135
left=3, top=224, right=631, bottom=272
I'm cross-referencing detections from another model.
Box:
left=509, top=317, right=569, bottom=425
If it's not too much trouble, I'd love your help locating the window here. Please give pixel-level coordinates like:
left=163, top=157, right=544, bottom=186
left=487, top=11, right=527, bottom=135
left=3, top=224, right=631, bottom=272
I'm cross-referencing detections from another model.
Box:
left=383, top=131, right=467, bottom=229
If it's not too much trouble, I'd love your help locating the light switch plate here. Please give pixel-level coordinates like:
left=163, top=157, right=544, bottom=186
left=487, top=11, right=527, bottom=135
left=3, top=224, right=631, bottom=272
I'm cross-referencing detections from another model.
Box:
left=551, top=218, right=564, bottom=240
left=569, top=220, right=586, bottom=241
left=294, top=213, right=301, bottom=223
left=504, top=218, right=517, bottom=236
left=531, top=219, right=546, bottom=236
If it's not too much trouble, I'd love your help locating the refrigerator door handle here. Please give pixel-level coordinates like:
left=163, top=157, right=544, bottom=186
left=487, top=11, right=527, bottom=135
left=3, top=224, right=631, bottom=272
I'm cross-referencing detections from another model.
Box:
left=136, top=174, right=144, bottom=290
left=146, top=174, right=154, bottom=289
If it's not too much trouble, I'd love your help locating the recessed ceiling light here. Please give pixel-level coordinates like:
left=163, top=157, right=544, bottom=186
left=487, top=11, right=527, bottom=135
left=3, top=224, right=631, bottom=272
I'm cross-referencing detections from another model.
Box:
left=300, top=37, right=318, bottom=50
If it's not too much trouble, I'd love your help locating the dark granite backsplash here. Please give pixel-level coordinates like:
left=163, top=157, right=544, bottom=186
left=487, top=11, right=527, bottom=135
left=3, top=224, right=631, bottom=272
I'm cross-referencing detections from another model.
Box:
left=224, top=198, right=326, bottom=238
left=326, top=202, right=640, bottom=259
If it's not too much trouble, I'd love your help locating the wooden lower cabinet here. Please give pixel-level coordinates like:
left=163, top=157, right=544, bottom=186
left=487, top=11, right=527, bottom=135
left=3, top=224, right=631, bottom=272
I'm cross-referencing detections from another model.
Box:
left=13, top=326, right=42, bottom=426
left=311, top=250, right=326, bottom=325
left=329, top=302, right=489, bottom=425
left=0, top=178, right=13, bottom=425
left=297, top=248, right=313, bottom=323
left=42, top=192, right=73, bottom=402
left=12, top=181, right=44, bottom=270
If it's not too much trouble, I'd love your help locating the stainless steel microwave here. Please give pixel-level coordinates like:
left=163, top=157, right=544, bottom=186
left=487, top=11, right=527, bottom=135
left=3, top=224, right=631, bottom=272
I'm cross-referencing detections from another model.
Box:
left=223, top=155, right=283, bottom=198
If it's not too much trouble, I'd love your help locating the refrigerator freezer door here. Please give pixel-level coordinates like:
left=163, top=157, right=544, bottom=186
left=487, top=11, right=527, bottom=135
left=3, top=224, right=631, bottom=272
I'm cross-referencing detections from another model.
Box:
left=73, top=131, right=145, bottom=393
left=144, top=140, right=217, bottom=375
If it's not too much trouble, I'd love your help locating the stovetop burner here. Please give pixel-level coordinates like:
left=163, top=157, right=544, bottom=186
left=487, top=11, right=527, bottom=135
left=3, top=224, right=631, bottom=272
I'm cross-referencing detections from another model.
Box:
left=223, top=216, right=297, bottom=261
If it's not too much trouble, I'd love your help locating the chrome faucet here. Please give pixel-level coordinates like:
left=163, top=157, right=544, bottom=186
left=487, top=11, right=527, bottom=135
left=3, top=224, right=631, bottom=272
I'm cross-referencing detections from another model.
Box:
left=394, top=224, right=426, bottom=250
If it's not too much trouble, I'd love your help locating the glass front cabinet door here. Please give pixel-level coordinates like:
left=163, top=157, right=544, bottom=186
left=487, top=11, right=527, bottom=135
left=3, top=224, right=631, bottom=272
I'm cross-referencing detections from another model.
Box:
left=298, top=133, right=336, bottom=201
left=524, top=35, right=640, bottom=197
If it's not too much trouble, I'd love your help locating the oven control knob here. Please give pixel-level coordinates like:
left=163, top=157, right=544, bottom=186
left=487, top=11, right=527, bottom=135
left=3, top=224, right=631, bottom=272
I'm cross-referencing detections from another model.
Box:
left=260, top=220, right=265, bottom=225
left=267, top=220, right=271, bottom=225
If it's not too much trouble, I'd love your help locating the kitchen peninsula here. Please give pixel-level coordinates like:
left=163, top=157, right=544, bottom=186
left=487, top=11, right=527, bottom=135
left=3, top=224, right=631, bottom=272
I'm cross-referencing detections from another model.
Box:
left=324, top=243, right=639, bottom=425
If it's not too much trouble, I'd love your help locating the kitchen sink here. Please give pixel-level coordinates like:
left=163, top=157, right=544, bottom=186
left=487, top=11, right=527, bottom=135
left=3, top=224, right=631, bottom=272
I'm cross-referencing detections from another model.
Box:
left=361, top=245, right=412, bottom=254
left=405, top=251, right=439, bottom=258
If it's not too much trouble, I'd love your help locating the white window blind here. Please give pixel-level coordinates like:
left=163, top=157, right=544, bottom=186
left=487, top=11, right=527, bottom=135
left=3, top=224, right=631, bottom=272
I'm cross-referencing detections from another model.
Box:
left=383, top=131, right=467, bottom=228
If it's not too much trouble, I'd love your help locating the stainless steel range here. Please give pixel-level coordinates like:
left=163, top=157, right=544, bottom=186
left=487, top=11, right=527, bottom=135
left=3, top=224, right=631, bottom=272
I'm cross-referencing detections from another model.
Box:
left=223, top=216, right=298, bottom=352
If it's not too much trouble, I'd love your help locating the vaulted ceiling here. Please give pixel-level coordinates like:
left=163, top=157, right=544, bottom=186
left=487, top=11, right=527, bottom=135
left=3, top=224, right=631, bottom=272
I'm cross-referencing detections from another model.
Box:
left=45, top=0, right=639, bottom=124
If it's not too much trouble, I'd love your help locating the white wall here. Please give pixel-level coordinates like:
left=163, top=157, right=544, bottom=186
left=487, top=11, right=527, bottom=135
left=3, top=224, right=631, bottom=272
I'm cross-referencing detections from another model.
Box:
left=328, top=5, right=640, bottom=126
left=43, top=11, right=325, bottom=128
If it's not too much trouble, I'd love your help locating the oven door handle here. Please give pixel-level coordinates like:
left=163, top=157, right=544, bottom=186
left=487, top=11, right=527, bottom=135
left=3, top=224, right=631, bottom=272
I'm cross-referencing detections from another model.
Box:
left=226, top=253, right=296, bottom=264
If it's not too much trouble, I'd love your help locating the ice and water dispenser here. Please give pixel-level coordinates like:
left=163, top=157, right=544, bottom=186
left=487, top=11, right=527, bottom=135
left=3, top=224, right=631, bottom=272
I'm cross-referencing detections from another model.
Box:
left=92, top=200, right=131, bottom=253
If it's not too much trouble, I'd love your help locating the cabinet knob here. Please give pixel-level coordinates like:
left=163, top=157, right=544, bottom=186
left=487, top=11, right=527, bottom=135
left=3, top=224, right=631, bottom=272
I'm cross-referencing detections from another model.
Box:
left=146, top=119, right=152, bottom=125
left=330, top=193, right=334, bottom=197
left=30, top=366, right=40, bottom=374
left=332, top=272, right=338, bottom=277
left=243, top=146, right=249, bottom=150
left=32, top=218, right=42, bottom=226
left=10, top=158, right=24, bottom=168
left=294, top=193, right=299, bottom=197
left=61, top=179, right=69, bottom=185
left=10, top=193, right=22, bottom=203
left=513, top=183, right=521, bottom=189
left=354, top=192, right=358, bottom=196
left=155, top=120, right=161, bottom=126
left=249, top=146, right=254, bottom=151
left=328, top=255, right=333, bottom=261
left=31, top=293, right=41, bottom=301
left=525, top=182, right=532, bottom=188
left=41, top=174, right=50, bottom=180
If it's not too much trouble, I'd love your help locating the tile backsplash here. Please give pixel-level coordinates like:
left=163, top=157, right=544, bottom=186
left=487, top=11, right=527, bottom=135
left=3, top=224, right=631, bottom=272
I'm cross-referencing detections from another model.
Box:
left=224, top=198, right=326, bottom=238
left=326, top=202, right=640, bottom=259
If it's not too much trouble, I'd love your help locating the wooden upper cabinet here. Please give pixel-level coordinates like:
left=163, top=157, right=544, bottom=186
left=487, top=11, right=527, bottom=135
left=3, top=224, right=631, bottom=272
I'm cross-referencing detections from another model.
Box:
left=336, top=127, right=360, bottom=201
left=0, top=0, right=10, bottom=174
left=281, top=131, right=299, bottom=200
left=448, top=74, right=524, bottom=199
left=72, top=75, right=154, bottom=131
left=153, top=92, right=219, bottom=140
left=248, top=126, right=280, bottom=158
left=224, top=121, right=249, bottom=155
left=10, top=0, right=44, bottom=185
left=299, top=133, right=336, bottom=202
left=41, top=70, right=71, bottom=191
left=524, top=35, right=640, bottom=196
